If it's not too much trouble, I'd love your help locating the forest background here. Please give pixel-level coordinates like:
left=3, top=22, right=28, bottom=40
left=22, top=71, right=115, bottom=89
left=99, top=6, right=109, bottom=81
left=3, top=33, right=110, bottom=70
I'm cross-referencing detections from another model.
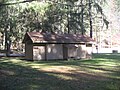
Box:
left=0, top=0, right=120, bottom=56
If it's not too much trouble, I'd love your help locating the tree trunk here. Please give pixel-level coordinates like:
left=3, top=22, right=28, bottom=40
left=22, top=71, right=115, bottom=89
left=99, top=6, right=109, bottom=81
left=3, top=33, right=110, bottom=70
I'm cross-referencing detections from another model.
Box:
left=67, top=6, right=70, bottom=34
left=5, top=28, right=10, bottom=56
left=81, top=0, right=84, bottom=35
left=5, top=24, right=11, bottom=57
left=89, top=0, right=93, bottom=38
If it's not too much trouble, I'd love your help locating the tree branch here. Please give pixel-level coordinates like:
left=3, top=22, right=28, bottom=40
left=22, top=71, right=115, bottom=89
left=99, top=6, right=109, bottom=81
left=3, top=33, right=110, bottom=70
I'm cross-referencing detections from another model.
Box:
left=0, top=0, right=35, bottom=7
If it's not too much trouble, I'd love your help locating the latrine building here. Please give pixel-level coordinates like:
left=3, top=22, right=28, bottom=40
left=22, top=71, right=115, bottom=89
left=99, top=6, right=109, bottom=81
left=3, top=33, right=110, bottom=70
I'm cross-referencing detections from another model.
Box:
left=23, top=31, right=94, bottom=61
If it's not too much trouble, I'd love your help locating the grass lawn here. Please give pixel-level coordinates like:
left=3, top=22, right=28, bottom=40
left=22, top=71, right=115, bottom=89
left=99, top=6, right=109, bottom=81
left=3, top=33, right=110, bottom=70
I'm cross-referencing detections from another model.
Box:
left=0, top=54, right=120, bottom=90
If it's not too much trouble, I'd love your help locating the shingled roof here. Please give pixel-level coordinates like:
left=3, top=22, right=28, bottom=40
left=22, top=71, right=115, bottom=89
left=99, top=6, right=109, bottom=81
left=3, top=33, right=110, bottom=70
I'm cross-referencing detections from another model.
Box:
left=23, top=32, right=94, bottom=44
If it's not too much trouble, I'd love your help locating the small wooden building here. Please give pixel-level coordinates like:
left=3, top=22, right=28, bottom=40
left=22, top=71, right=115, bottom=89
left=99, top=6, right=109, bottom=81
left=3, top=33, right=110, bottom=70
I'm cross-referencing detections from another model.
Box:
left=23, top=31, right=94, bottom=61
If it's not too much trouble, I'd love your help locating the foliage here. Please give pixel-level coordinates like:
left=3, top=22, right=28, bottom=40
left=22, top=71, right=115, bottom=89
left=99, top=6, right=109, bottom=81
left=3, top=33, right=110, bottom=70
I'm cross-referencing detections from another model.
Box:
left=0, top=0, right=112, bottom=54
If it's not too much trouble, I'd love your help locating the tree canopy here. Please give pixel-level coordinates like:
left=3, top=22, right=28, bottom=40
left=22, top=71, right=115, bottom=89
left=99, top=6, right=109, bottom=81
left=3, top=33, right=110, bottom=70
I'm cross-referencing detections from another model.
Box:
left=0, top=0, right=120, bottom=55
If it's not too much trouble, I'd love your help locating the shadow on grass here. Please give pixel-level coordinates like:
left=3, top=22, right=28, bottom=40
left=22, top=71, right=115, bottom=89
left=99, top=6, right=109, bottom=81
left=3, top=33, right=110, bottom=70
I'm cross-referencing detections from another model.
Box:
left=0, top=55, right=120, bottom=90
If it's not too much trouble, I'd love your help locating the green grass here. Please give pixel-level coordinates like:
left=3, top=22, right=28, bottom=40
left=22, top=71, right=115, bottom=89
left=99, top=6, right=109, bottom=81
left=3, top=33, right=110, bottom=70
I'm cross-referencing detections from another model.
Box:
left=0, top=54, right=120, bottom=90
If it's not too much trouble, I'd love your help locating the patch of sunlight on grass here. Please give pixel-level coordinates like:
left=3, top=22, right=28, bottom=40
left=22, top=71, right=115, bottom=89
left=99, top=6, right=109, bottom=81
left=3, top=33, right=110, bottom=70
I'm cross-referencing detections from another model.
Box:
left=30, top=85, right=39, bottom=89
left=102, top=61, right=118, bottom=64
left=47, top=73, right=74, bottom=80
left=80, top=67, right=106, bottom=76
left=91, top=59, right=119, bottom=66
left=8, top=59, right=49, bottom=68
left=108, top=75, right=120, bottom=79
left=90, top=69, right=106, bottom=73
left=40, top=66, right=76, bottom=73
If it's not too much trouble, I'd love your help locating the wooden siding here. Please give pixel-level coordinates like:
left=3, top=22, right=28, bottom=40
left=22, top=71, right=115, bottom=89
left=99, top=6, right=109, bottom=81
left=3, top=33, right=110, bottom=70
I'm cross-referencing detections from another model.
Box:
left=46, top=44, right=63, bottom=60
left=86, top=44, right=92, bottom=59
left=67, top=44, right=87, bottom=59
left=25, top=43, right=33, bottom=60
left=33, top=46, right=45, bottom=60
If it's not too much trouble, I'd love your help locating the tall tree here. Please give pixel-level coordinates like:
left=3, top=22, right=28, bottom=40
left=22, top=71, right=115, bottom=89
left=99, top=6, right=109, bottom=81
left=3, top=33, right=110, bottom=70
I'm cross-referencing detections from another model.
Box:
left=89, top=0, right=92, bottom=38
left=81, top=0, right=84, bottom=35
